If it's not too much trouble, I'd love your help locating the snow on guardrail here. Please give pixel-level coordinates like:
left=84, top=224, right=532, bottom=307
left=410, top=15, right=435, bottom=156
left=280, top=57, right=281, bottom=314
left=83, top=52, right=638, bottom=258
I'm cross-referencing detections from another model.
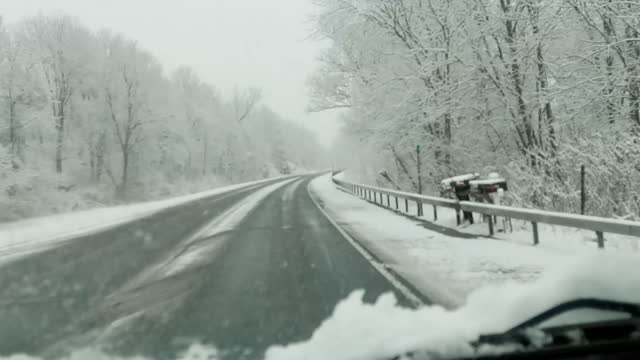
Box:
left=332, top=174, right=640, bottom=248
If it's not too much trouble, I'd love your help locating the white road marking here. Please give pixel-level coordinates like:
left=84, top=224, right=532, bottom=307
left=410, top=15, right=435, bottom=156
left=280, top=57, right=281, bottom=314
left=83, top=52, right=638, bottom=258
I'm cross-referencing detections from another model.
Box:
left=307, top=181, right=425, bottom=308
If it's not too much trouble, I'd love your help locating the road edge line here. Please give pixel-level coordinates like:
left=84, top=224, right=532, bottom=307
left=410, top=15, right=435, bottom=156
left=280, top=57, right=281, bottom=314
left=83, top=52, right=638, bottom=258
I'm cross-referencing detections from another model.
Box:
left=306, top=178, right=426, bottom=308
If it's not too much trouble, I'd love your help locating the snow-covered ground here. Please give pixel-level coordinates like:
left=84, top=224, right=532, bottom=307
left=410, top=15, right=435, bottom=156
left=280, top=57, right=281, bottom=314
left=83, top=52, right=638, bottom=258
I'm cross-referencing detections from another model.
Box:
left=0, top=175, right=297, bottom=267
left=309, top=173, right=640, bottom=307
left=0, top=344, right=217, bottom=360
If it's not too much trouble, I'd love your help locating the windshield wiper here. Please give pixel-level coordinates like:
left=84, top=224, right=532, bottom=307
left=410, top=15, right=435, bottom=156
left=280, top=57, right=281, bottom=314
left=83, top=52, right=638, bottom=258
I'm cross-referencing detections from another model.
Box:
left=460, top=298, right=640, bottom=360
left=393, top=299, right=640, bottom=360
left=477, top=298, right=640, bottom=346
left=505, top=298, right=640, bottom=333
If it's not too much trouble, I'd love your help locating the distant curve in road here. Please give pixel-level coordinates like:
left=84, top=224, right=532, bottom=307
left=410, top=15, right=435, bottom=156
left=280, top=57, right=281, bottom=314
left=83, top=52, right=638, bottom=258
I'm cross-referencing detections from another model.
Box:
left=0, top=175, right=420, bottom=360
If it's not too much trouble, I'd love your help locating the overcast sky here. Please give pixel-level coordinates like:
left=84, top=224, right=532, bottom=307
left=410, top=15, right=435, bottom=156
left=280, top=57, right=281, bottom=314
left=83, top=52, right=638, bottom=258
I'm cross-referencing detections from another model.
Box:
left=0, top=0, right=342, bottom=147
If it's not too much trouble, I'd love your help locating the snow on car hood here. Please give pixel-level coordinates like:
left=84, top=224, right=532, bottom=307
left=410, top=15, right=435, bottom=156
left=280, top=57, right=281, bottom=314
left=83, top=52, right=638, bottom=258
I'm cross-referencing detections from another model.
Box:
left=266, top=252, right=640, bottom=360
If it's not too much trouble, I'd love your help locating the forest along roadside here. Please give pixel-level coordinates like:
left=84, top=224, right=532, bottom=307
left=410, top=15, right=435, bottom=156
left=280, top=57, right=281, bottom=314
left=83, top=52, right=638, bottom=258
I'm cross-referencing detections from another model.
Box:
left=0, top=17, right=325, bottom=223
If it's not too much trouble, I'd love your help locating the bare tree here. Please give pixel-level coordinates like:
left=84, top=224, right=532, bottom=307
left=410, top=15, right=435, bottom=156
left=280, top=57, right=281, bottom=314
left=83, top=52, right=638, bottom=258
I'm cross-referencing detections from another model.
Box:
left=20, top=15, right=92, bottom=173
left=233, top=87, right=261, bottom=123
left=101, top=36, right=156, bottom=195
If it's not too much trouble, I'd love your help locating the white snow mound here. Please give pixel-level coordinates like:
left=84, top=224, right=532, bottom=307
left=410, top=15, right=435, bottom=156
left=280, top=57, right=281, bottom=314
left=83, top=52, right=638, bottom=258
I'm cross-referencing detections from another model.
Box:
left=266, top=252, right=640, bottom=360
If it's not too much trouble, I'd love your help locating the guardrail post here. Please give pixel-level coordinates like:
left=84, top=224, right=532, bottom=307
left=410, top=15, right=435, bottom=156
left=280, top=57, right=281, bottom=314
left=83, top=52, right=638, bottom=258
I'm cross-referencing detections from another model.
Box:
left=488, top=215, right=494, bottom=236
left=395, top=196, right=399, bottom=210
left=456, top=210, right=461, bottom=225
left=386, top=194, right=390, bottom=207
left=417, top=201, right=421, bottom=216
left=374, top=192, right=378, bottom=203
left=405, top=199, right=409, bottom=212
left=433, top=205, right=438, bottom=221
left=596, top=231, right=605, bottom=249
left=532, top=222, right=539, bottom=245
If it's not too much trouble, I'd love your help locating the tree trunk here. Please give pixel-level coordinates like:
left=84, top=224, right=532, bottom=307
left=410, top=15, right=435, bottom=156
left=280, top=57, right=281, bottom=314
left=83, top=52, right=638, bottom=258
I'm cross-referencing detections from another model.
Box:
left=625, top=24, right=640, bottom=127
left=389, top=146, right=419, bottom=192
left=501, top=0, right=534, bottom=152
left=9, top=100, right=16, bottom=157
left=203, top=132, right=208, bottom=176
left=120, top=148, right=129, bottom=195
left=603, top=10, right=617, bottom=124
left=55, top=103, right=65, bottom=173
left=89, top=147, right=96, bottom=181
left=96, top=133, right=106, bottom=181
left=530, top=5, right=557, bottom=155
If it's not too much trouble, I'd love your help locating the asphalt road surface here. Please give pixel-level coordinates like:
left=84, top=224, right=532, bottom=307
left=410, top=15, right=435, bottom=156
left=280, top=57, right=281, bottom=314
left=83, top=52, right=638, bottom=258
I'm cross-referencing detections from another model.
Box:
left=0, top=175, right=418, bottom=360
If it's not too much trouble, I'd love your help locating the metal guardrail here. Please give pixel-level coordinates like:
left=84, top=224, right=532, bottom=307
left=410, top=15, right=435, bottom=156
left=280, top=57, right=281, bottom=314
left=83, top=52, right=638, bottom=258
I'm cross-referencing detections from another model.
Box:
left=332, top=175, right=640, bottom=248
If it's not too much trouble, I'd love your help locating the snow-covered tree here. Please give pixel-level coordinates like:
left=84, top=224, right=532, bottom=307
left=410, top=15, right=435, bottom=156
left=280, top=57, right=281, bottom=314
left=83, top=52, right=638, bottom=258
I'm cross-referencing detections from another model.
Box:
left=0, top=14, right=326, bottom=221
left=311, top=0, right=640, bottom=218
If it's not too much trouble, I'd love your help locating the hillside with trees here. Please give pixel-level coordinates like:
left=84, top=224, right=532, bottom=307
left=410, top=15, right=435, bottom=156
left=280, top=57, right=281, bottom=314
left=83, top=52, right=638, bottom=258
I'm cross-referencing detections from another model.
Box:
left=0, top=15, right=323, bottom=221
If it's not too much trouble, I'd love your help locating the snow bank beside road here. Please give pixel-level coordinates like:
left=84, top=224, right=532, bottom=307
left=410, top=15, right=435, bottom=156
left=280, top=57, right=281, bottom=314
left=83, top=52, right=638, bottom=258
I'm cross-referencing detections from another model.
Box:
left=0, top=176, right=297, bottom=266
left=309, top=174, right=621, bottom=307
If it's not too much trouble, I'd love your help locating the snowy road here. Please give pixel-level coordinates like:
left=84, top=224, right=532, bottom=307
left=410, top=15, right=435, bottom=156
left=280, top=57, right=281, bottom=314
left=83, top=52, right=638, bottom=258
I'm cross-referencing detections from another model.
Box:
left=0, top=175, right=418, bottom=360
